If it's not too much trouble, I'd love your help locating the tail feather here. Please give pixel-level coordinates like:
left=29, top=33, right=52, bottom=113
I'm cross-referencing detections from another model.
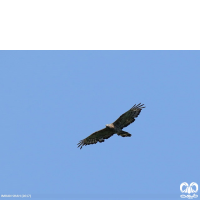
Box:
left=117, top=131, right=131, bottom=137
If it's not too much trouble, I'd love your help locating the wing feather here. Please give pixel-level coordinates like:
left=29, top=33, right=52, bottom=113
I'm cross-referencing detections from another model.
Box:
left=77, top=128, right=115, bottom=149
left=113, top=103, right=145, bottom=129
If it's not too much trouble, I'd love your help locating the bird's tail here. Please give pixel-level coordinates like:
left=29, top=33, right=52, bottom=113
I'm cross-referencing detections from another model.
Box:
left=117, top=131, right=131, bottom=137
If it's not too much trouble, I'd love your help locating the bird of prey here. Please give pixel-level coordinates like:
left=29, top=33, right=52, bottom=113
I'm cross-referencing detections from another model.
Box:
left=77, top=103, right=145, bottom=149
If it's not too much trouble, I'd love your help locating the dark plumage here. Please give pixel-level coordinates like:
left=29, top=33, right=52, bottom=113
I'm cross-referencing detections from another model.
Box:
left=77, top=103, right=145, bottom=149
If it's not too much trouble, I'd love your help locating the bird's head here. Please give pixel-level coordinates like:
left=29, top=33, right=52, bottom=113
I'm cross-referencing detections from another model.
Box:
left=106, top=124, right=114, bottom=128
left=105, top=124, right=110, bottom=128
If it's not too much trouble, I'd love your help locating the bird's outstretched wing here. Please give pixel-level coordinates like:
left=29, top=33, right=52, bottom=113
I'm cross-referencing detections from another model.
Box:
left=77, top=128, right=115, bottom=149
left=113, top=103, right=145, bottom=129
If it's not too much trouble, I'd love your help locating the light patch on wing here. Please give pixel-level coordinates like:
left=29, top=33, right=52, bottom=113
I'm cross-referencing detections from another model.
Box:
left=99, top=138, right=105, bottom=143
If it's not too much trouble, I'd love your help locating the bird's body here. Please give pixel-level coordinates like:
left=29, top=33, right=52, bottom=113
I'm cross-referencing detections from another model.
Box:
left=77, top=103, right=145, bottom=149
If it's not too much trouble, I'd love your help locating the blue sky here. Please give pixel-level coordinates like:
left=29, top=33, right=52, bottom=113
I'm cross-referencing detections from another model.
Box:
left=0, top=51, right=199, bottom=199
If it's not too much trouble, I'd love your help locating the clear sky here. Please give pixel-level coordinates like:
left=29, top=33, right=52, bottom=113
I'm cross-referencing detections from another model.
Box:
left=0, top=51, right=199, bottom=200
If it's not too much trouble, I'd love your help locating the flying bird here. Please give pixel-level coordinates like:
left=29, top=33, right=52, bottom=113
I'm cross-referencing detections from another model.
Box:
left=77, top=103, right=145, bottom=149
